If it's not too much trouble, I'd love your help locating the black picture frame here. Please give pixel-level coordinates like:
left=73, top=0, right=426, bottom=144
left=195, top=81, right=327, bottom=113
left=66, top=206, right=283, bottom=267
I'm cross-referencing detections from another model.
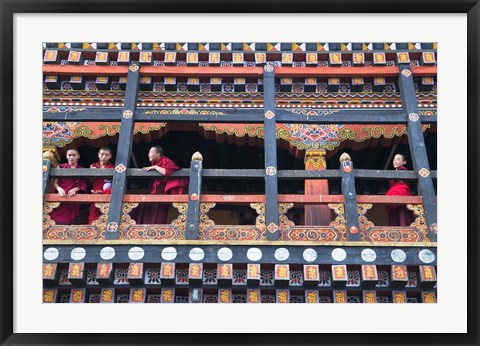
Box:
left=1, top=1, right=478, bottom=345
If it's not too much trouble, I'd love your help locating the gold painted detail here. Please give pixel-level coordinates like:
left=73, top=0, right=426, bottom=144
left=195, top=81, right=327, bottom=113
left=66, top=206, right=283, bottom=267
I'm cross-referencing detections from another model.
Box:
left=407, top=204, right=430, bottom=241
left=91, top=203, right=109, bottom=232
left=145, top=109, right=225, bottom=115
left=328, top=203, right=347, bottom=240
left=357, top=203, right=374, bottom=240
left=250, top=203, right=266, bottom=236
left=119, top=203, right=138, bottom=232
left=199, top=203, right=216, bottom=233
left=171, top=203, right=188, bottom=234
left=43, top=202, right=60, bottom=230
left=304, top=149, right=327, bottom=170
left=278, top=203, right=295, bottom=231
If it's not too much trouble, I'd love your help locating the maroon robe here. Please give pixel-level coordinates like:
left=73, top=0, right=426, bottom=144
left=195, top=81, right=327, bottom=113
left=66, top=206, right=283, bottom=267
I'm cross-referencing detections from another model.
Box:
left=385, top=166, right=414, bottom=226
left=88, top=161, right=114, bottom=224
left=132, top=156, right=188, bottom=224
left=49, top=163, right=87, bottom=225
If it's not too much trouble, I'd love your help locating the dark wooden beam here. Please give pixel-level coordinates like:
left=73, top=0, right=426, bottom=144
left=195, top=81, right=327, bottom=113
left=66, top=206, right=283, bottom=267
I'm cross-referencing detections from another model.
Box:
left=43, top=109, right=438, bottom=124
left=185, top=158, right=202, bottom=240
left=43, top=244, right=437, bottom=266
left=105, top=63, right=140, bottom=240
left=44, top=193, right=423, bottom=205
left=340, top=159, right=361, bottom=241
left=398, top=64, right=437, bottom=242
left=49, top=168, right=437, bottom=180
left=263, top=66, right=279, bottom=240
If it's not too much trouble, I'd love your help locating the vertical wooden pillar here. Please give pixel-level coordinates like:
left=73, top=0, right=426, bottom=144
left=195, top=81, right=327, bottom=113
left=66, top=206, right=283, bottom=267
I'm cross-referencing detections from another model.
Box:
left=42, top=148, right=58, bottom=197
left=398, top=64, right=437, bottom=241
left=185, top=152, right=203, bottom=240
left=339, top=153, right=361, bottom=241
left=105, top=62, right=140, bottom=240
left=263, top=65, right=280, bottom=240
left=304, top=149, right=331, bottom=225
left=42, top=159, right=52, bottom=197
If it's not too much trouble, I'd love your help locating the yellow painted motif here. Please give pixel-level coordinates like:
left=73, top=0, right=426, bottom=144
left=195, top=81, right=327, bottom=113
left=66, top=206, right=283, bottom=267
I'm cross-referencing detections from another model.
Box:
left=364, top=292, right=376, bottom=303
left=334, top=291, right=346, bottom=303
left=43, top=290, right=55, bottom=303
left=71, top=290, right=84, bottom=302
left=162, top=289, right=173, bottom=302
left=132, top=289, right=144, bottom=302
left=102, top=289, right=113, bottom=302
left=277, top=291, right=288, bottom=303
left=162, top=264, right=173, bottom=277
left=306, top=291, right=318, bottom=303
left=248, top=290, right=259, bottom=303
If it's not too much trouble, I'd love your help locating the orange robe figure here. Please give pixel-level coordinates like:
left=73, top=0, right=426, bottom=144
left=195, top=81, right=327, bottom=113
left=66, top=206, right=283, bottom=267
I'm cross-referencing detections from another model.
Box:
left=132, top=156, right=187, bottom=224
left=385, top=166, right=414, bottom=226
left=88, top=161, right=114, bottom=224
left=49, top=163, right=87, bottom=225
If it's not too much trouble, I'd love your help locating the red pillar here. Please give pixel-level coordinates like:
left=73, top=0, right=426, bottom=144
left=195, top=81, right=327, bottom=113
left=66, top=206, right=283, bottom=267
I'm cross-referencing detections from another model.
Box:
left=304, top=149, right=331, bottom=225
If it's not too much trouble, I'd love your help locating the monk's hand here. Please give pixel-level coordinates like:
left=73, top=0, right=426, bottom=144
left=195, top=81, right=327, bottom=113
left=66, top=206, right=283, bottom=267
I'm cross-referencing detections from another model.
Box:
left=68, top=188, right=78, bottom=197
left=57, top=187, right=66, bottom=196
left=143, top=166, right=155, bottom=171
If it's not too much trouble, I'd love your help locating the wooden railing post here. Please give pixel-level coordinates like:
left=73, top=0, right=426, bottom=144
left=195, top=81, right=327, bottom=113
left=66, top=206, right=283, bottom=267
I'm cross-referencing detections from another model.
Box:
left=42, top=159, right=52, bottom=197
left=398, top=64, right=437, bottom=241
left=185, top=152, right=203, bottom=240
left=105, top=62, right=140, bottom=240
left=339, top=153, right=361, bottom=241
left=263, top=65, right=280, bottom=240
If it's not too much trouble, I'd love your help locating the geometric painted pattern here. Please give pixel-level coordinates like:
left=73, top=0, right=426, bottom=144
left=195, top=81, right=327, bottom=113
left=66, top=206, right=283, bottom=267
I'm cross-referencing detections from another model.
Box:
left=408, top=113, right=419, bottom=122
left=418, top=168, right=430, bottom=178
left=376, top=271, right=390, bottom=287
left=318, top=270, right=332, bottom=287
left=233, top=269, right=247, bottom=285
left=144, top=268, right=161, bottom=284
left=401, top=69, right=412, bottom=78
left=260, top=269, right=274, bottom=286
left=289, top=270, right=303, bottom=286
left=346, top=270, right=361, bottom=287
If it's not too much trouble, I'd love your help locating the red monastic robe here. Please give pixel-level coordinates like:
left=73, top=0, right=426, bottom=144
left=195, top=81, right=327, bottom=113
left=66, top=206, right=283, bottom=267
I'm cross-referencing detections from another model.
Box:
left=49, top=163, right=87, bottom=225
left=385, top=166, right=414, bottom=226
left=88, top=161, right=114, bottom=224
left=132, top=156, right=188, bottom=224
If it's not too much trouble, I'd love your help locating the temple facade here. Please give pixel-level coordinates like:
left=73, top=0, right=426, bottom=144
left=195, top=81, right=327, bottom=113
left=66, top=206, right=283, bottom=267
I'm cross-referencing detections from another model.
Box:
left=42, top=41, right=437, bottom=303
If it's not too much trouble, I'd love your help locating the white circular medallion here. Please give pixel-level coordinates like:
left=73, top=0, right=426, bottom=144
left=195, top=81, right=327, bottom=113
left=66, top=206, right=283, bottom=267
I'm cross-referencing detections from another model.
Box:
left=44, top=247, right=59, bottom=261
left=391, top=249, right=407, bottom=263
left=303, top=248, right=317, bottom=262
left=189, top=247, right=205, bottom=261
left=331, top=248, right=347, bottom=261
left=246, top=248, right=262, bottom=261
left=217, top=247, right=233, bottom=261
left=128, top=247, right=145, bottom=261
left=161, top=247, right=177, bottom=261
left=70, top=247, right=86, bottom=261
left=418, top=249, right=435, bottom=263
left=361, top=248, right=377, bottom=262
left=274, top=248, right=290, bottom=261
left=100, top=247, right=115, bottom=260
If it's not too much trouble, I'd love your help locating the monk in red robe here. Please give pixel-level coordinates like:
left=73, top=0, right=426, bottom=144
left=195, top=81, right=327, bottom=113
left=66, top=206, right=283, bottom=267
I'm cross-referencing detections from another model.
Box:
left=50, top=148, right=87, bottom=225
left=386, top=153, right=414, bottom=226
left=132, top=145, right=188, bottom=224
left=88, top=147, right=114, bottom=224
